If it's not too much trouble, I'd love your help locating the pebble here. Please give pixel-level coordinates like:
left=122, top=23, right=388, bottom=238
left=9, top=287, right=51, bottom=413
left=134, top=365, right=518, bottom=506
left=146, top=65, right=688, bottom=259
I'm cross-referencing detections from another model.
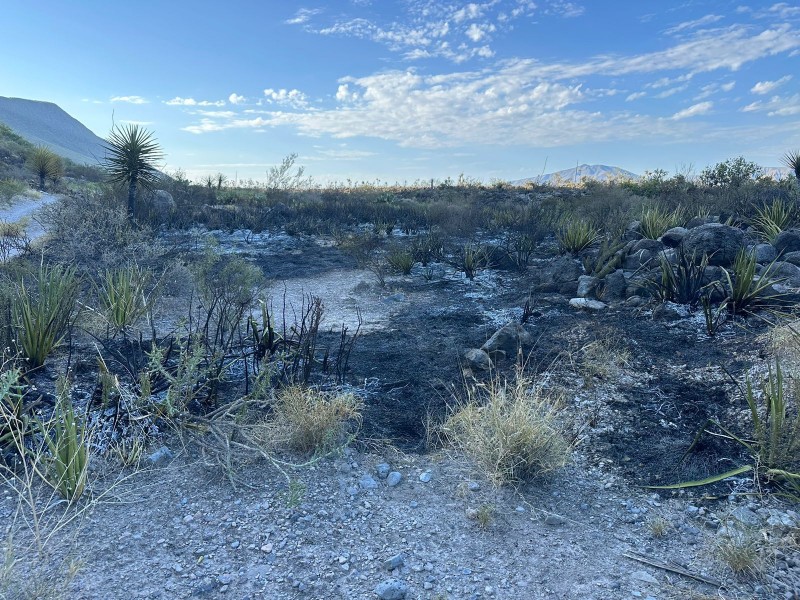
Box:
left=387, top=472, right=403, bottom=487
left=468, top=481, right=480, bottom=492
left=360, top=475, right=379, bottom=490
left=376, top=463, right=391, bottom=479
left=544, top=515, right=565, bottom=526
left=375, top=578, right=409, bottom=600
left=383, top=553, right=405, bottom=570
left=631, top=570, right=658, bottom=585
left=419, top=472, right=432, bottom=483
left=147, top=446, right=174, bottom=466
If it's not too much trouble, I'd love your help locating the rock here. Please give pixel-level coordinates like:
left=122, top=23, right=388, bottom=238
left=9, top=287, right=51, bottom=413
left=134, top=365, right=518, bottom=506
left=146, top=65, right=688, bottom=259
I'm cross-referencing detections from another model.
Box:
left=464, top=348, right=493, bottom=371
left=775, top=229, right=800, bottom=255
left=770, top=261, right=800, bottom=287
left=480, top=322, right=533, bottom=361
left=601, top=270, right=627, bottom=301
left=387, top=472, right=403, bottom=487
left=577, top=275, right=599, bottom=298
left=569, top=298, right=607, bottom=311
left=685, top=216, right=717, bottom=229
left=660, top=227, right=688, bottom=248
left=147, top=446, right=174, bottom=466
left=652, top=304, right=681, bottom=321
left=148, top=190, right=176, bottom=218
left=752, top=243, right=777, bottom=264
left=544, top=514, right=565, bottom=526
left=468, top=481, right=481, bottom=491
left=376, top=463, right=391, bottom=479
left=419, top=471, right=432, bottom=483
left=631, top=570, right=659, bottom=585
left=631, top=239, right=664, bottom=254
left=681, top=223, right=745, bottom=267
left=782, top=251, right=800, bottom=267
left=623, top=220, right=643, bottom=241
left=383, top=553, right=405, bottom=570
left=531, top=256, right=583, bottom=292
left=359, top=475, right=379, bottom=490
left=375, top=579, right=408, bottom=600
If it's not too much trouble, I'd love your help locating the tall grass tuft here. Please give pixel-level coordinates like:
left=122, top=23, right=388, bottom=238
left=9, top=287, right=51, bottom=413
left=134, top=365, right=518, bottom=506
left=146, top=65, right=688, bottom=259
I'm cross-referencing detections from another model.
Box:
left=442, top=369, right=569, bottom=485
left=750, top=199, right=794, bottom=244
left=722, top=250, right=784, bottom=316
left=97, top=265, right=156, bottom=336
left=639, top=205, right=684, bottom=240
left=557, top=220, right=599, bottom=255
left=13, top=265, right=80, bottom=369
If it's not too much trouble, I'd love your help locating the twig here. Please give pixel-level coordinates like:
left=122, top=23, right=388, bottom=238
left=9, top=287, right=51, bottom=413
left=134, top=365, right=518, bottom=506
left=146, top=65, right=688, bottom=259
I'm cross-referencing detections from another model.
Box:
left=623, top=551, right=724, bottom=588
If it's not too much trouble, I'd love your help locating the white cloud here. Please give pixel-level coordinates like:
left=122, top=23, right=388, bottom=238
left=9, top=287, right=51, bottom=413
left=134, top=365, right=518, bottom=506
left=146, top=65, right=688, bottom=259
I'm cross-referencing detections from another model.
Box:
left=769, top=3, right=800, bottom=19
left=694, top=81, right=736, bottom=99
left=742, top=93, right=800, bottom=116
left=285, top=8, right=323, bottom=25
left=335, top=84, right=359, bottom=102
left=751, top=75, right=792, bottom=94
left=165, top=97, right=225, bottom=106
left=665, top=14, right=724, bottom=35
left=229, top=93, right=247, bottom=104
left=671, top=101, right=713, bottom=120
left=626, top=91, right=646, bottom=101
left=110, top=95, right=148, bottom=104
left=654, top=85, right=688, bottom=99
left=263, top=88, right=310, bottom=108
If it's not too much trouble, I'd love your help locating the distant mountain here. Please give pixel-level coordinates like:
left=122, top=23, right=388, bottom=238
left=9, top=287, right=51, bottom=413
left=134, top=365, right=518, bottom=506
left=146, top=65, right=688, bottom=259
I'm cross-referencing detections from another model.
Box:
left=762, top=166, right=793, bottom=180
left=0, top=96, right=105, bottom=165
left=512, top=164, right=639, bottom=186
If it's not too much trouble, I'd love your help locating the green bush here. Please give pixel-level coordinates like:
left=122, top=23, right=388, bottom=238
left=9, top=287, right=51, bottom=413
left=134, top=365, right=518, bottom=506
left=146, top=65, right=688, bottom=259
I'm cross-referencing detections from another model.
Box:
left=97, top=265, right=158, bottom=336
left=557, top=219, right=599, bottom=255
left=13, top=265, right=80, bottom=369
left=387, top=248, right=415, bottom=275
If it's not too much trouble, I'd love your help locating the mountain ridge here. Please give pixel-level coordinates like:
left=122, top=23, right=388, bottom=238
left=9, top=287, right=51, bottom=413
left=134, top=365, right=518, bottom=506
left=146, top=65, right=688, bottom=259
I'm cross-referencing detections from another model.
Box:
left=0, top=96, right=106, bottom=165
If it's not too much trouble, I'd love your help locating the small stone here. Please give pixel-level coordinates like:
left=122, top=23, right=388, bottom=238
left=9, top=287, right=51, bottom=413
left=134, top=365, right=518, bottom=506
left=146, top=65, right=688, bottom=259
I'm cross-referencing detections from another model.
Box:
left=419, top=471, right=432, bottom=483
left=217, top=574, right=234, bottom=585
left=383, top=553, right=405, bottom=570
left=468, top=481, right=480, bottom=492
left=544, top=514, right=565, bottom=526
left=631, top=570, right=658, bottom=585
left=376, top=463, right=391, bottom=479
left=465, top=508, right=479, bottom=520
left=569, top=298, right=607, bottom=311
left=359, top=475, right=379, bottom=490
left=147, top=446, right=173, bottom=466
left=375, top=578, right=408, bottom=600
left=387, top=472, right=403, bottom=487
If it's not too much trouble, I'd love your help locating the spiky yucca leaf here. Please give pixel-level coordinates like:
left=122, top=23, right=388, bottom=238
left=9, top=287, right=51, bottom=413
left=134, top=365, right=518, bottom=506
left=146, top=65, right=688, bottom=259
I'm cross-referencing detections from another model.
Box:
left=103, top=124, right=163, bottom=218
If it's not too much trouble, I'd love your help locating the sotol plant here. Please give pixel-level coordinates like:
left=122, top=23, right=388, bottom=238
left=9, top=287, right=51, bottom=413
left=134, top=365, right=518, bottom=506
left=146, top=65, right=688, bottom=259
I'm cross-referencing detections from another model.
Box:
left=103, top=124, right=163, bottom=219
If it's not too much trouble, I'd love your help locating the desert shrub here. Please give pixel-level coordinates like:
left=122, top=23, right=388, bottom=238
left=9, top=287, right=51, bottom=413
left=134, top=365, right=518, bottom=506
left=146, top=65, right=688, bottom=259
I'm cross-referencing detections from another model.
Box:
left=459, top=243, right=488, bottom=280
left=96, top=265, right=159, bottom=337
left=442, top=370, right=569, bottom=485
left=13, top=264, right=80, bottom=369
left=410, top=230, right=445, bottom=265
left=268, top=386, right=362, bottom=454
left=0, top=219, right=31, bottom=262
left=0, top=179, right=27, bottom=202
left=38, top=191, right=160, bottom=268
left=504, top=233, right=539, bottom=270
left=699, top=156, right=763, bottom=188
left=557, top=219, right=599, bottom=255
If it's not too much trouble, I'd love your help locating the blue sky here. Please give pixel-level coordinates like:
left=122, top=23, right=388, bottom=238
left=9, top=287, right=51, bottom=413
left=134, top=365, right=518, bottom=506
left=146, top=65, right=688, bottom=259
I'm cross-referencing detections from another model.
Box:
left=2, top=1, right=799, bottom=184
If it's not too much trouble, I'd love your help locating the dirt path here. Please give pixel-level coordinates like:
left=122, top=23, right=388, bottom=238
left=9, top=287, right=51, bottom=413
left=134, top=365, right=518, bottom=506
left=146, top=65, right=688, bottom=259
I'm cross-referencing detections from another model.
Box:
left=0, top=191, right=58, bottom=242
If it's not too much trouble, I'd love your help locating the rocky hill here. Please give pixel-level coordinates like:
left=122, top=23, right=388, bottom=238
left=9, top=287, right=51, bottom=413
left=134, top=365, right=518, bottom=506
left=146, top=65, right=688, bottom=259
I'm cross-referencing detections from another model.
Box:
left=512, top=164, right=640, bottom=186
left=0, top=96, right=105, bottom=165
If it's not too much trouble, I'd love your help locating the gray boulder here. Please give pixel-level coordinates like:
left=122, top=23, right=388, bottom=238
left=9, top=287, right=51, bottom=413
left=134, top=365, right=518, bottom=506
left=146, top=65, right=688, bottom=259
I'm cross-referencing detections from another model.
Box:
left=660, top=227, right=688, bottom=248
left=680, top=223, right=744, bottom=267
left=782, top=251, right=800, bottom=267
left=685, top=216, right=717, bottom=229
left=375, top=579, right=408, bottom=600
left=600, top=269, right=627, bottom=301
left=531, top=256, right=583, bottom=293
left=751, top=243, right=777, bottom=264
left=481, top=322, right=533, bottom=361
left=577, top=275, right=599, bottom=298
left=569, top=298, right=607, bottom=311
left=775, top=229, right=800, bottom=255
left=769, top=261, right=800, bottom=287
left=464, top=348, right=493, bottom=371
left=148, top=190, right=176, bottom=217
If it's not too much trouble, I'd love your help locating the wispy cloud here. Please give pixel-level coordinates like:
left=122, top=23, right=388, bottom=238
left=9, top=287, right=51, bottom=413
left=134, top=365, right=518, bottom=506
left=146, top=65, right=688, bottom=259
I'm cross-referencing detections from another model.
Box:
left=742, top=93, right=800, bottom=116
left=110, top=95, right=148, bottom=104
left=626, top=91, right=646, bottom=101
left=263, top=88, right=310, bottom=109
left=285, top=8, right=323, bottom=25
left=672, top=101, right=713, bottom=120
left=665, top=14, right=724, bottom=35
left=165, top=97, right=225, bottom=106
left=769, top=3, right=800, bottom=20
left=750, top=75, right=792, bottom=94
left=694, top=80, right=735, bottom=100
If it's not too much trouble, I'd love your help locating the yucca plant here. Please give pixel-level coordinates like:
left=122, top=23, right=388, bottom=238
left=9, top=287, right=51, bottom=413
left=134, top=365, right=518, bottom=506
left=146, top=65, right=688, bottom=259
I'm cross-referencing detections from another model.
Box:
left=40, top=378, right=89, bottom=503
left=97, top=265, right=155, bottom=336
left=103, top=124, right=163, bottom=219
left=557, top=219, right=600, bottom=255
left=783, top=150, right=800, bottom=181
left=722, top=250, right=785, bottom=316
left=26, top=146, right=63, bottom=191
left=13, top=265, right=80, bottom=369
left=461, top=243, right=487, bottom=280
left=647, top=249, right=708, bottom=306
left=639, top=204, right=683, bottom=240
left=751, top=199, right=794, bottom=244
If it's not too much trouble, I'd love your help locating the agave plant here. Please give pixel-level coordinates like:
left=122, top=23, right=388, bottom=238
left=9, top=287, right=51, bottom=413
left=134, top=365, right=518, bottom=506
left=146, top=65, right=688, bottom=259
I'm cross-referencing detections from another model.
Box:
left=103, top=124, right=163, bottom=219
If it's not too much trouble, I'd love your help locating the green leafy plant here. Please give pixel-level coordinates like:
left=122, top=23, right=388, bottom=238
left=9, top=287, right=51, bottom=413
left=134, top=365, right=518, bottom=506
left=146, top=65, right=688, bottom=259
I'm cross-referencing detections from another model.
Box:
left=751, top=199, right=794, bottom=243
left=647, top=249, right=708, bottom=306
left=699, top=156, right=763, bottom=187
left=700, top=292, right=727, bottom=336
left=722, top=250, right=785, bottom=316
left=387, top=248, right=415, bottom=275
left=639, top=204, right=683, bottom=240
left=102, top=124, right=164, bottom=219
left=461, top=243, right=487, bottom=280
left=557, top=220, right=599, bottom=255
left=97, top=265, right=158, bottom=336
left=505, top=233, right=538, bottom=270
left=13, top=265, right=80, bottom=369
left=40, top=378, right=89, bottom=503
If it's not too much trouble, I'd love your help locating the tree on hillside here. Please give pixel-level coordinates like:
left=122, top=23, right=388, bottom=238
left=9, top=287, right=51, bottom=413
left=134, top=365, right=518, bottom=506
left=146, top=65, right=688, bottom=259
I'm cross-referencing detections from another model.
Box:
left=102, top=124, right=163, bottom=219
left=27, top=146, right=63, bottom=191
left=784, top=150, right=800, bottom=181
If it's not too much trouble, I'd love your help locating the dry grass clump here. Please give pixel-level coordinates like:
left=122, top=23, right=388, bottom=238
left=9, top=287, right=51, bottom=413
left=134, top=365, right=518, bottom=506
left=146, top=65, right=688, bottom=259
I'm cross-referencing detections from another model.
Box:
left=714, top=526, right=766, bottom=579
left=266, top=386, right=363, bottom=454
left=441, top=370, right=570, bottom=485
